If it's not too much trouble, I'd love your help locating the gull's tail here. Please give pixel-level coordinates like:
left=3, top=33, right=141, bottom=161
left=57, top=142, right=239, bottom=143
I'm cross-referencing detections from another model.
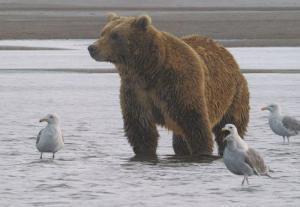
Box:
left=261, top=166, right=274, bottom=178
left=268, top=167, right=275, bottom=173
left=264, top=173, right=272, bottom=178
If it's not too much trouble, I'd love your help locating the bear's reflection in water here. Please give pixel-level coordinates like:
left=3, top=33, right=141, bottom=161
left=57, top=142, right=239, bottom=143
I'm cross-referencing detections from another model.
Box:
left=129, top=154, right=221, bottom=164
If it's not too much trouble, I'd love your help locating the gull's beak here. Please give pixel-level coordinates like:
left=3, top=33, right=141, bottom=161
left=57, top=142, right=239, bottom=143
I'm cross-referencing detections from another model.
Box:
left=222, top=127, right=228, bottom=132
left=261, top=106, right=268, bottom=111
left=39, top=118, right=47, bottom=122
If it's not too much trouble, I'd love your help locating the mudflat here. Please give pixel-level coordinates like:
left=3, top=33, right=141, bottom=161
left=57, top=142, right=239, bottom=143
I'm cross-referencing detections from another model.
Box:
left=0, top=0, right=300, bottom=46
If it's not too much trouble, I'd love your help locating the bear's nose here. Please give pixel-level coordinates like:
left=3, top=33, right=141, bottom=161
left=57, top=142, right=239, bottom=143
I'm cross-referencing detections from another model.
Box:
left=88, top=45, right=97, bottom=54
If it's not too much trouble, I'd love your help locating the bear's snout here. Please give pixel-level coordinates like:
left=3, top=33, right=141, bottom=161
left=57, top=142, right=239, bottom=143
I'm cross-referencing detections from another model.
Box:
left=88, top=45, right=97, bottom=55
left=88, top=44, right=104, bottom=62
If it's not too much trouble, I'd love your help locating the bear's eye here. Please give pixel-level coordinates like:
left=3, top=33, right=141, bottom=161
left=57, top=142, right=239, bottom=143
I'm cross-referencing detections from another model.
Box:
left=111, top=33, right=120, bottom=41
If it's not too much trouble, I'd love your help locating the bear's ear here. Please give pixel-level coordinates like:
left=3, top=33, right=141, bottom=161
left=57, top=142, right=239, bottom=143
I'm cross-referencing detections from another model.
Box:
left=106, top=12, right=119, bottom=22
left=134, top=15, right=152, bottom=30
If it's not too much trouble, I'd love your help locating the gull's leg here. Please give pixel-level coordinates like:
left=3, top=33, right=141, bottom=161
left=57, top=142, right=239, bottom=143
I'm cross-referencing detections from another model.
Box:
left=242, top=176, right=246, bottom=185
left=246, top=176, right=249, bottom=185
left=52, top=153, right=55, bottom=159
left=282, top=136, right=285, bottom=143
left=287, top=136, right=290, bottom=143
left=40, top=153, right=43, bottom=159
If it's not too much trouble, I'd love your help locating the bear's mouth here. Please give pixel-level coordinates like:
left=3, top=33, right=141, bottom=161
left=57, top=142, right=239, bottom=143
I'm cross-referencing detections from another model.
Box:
left=88, top=51, right=115, bottom=63
left=89, top=52, right=108, bottom=62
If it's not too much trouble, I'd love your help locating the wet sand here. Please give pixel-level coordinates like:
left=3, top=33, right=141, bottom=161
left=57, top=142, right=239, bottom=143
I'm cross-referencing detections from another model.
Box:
left=1, top=0, right=300, bottom=46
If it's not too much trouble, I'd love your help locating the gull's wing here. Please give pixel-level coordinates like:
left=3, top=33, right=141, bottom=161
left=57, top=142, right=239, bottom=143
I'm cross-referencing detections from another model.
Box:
left=245, top=148, right=268, bottom=176
left=36, top=129, right=44, bottom=145
left=282, top=116, right=300, bottom=132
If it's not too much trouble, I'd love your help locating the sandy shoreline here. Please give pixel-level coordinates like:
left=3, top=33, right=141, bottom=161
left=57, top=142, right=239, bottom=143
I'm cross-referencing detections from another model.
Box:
left=1, top=1, right=299, bottom=46
left=2, top=68, right=300, bottom=74
left=1, top=40, right=299, bottom=71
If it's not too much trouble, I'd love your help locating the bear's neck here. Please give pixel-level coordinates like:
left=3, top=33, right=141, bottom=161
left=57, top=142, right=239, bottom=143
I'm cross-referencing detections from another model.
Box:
left=117, top=28, right=202, bottom=89
left=118, top=30, right=166, bottom=86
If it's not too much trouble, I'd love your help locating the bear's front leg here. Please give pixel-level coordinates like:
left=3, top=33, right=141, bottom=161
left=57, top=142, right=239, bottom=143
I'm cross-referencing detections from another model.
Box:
left=158, top=82, right=214, bottom=156
left=163, top=91, right=214, bottom=156
left=172, top=134, right=191, bottom=156
left=176, top=108, right=214, bottom=156
left=120, top=83, right=159, bottom=157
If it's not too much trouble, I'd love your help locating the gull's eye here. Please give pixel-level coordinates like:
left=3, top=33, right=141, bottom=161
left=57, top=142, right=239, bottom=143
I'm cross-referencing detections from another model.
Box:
left=49, top=115, right=54, bottom=119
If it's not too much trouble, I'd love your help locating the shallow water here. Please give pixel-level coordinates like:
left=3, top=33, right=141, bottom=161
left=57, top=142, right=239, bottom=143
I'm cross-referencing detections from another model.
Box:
left=0, top=72, right=300, bottom=206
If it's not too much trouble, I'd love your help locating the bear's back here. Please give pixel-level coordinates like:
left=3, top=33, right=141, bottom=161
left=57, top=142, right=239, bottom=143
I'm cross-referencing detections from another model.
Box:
left=182, top=35, right=240, bottom=74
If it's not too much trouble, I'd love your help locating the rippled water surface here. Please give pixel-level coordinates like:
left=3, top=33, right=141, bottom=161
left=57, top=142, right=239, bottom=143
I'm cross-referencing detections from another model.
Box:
left=0, top=72, right=299, bottom=206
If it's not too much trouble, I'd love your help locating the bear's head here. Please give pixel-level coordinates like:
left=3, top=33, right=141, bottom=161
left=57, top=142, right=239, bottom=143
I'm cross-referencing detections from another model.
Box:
left=88, top=13, right=160, bottom=67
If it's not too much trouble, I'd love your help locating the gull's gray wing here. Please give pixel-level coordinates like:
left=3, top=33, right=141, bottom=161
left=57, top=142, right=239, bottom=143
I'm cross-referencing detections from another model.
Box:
left=37, top=129, right=44, bottom=145
left=245, top=148, right=268, bottom=175
left=282, top=116, right=300, bottom=132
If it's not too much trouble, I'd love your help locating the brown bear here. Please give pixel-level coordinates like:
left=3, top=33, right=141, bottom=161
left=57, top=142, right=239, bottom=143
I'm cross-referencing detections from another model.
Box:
left=88, top=13, right=250, bottom=157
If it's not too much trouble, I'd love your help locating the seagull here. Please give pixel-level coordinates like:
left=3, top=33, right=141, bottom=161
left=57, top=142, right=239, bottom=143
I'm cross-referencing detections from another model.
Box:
left=222, top=124, right=270, bottom=185
left=262, top=104, right=300, bottom=143
left=37, top=113, right=64, bottom=159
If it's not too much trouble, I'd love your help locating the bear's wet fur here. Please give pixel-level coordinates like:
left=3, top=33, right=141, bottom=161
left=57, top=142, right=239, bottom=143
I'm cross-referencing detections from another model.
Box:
left=88, top=13, right=250, bottom=157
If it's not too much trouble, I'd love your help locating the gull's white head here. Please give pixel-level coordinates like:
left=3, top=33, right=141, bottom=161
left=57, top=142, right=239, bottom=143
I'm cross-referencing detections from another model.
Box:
left=222, top=124, right=239, bottom=142
left=39, top=113, right=60, bottom=125
left=222, top=124, right=248, bottom=150
left=261, top=103, right=280, bottom=113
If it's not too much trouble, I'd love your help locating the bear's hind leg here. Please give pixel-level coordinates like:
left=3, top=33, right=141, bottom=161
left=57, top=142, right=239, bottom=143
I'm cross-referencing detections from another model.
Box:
left=213, top=114, right=248, bottom=156
left=213, top=85, right=249, bottom=156
left=213, top=117, right=231, bottom=156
